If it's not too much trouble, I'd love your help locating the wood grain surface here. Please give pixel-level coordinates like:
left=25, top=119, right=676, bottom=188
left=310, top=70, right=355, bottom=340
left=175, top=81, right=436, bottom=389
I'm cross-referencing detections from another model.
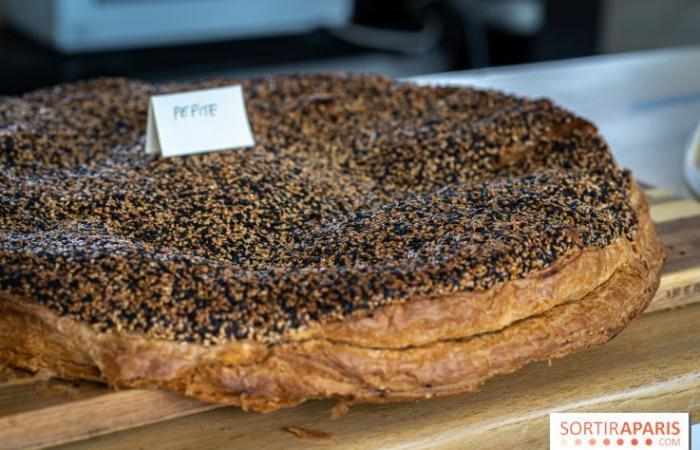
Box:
left=0, top=187, right=698, bottom=450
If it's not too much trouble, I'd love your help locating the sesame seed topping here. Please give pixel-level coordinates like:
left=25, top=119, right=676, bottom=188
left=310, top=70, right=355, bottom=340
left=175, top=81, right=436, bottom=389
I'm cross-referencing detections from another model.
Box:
left=0, top=75, right=636, bottom=344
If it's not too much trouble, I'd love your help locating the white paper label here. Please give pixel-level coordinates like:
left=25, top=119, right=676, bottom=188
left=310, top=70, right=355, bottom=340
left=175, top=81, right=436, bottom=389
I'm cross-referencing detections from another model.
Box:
left=145, top=85, right=255, bottom=157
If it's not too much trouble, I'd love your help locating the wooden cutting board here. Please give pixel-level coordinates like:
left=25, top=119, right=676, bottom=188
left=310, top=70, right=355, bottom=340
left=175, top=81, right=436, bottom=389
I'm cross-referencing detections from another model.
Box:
left=1, top=187, right=699, bottom=450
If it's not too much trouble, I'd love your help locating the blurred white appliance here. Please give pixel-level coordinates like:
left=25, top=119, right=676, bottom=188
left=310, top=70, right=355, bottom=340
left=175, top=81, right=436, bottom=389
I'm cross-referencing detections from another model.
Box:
left=3, top=0, right=353, bottom=53
left=684, top=119, right=700, bottom=198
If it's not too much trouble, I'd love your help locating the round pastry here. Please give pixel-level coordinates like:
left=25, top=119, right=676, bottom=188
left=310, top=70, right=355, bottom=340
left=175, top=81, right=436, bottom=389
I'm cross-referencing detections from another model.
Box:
left=0, top=75, right=664, bottom=412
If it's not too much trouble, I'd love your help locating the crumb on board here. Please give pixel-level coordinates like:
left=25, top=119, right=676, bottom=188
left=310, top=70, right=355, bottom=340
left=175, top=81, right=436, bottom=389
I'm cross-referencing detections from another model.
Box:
left=331, top=401, right=350, bottom=419
left=283, top=425, right=332, bottom=441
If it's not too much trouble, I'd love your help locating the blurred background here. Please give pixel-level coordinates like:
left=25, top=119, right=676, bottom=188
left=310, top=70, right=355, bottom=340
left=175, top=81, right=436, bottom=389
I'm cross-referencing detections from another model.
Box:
left=1, top=0, right=700, bottom=95
left=2, top=0, right=700, bottom=197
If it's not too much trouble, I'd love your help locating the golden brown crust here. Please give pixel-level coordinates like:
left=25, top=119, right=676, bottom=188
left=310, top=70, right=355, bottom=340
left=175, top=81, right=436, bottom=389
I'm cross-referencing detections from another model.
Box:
left=0, top=76, right=642, bottom=346
left=0, top=181, right=664, bottom=412
left=293, top=235, right=629, bottom=348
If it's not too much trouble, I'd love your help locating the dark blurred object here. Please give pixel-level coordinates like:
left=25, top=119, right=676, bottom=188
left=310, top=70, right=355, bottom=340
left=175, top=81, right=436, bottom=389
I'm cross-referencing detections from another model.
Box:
left=601, top=0, right=700, bottom=53
left=0, top=27, right=370, bottom=95
left=0, top=0, right=603, bottom=95
left=446, top=0, right=601, bottom=68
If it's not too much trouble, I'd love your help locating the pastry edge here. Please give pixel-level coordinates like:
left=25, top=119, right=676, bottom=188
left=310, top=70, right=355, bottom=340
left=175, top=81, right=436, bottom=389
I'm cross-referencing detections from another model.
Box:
left=0, top=181, right=665, bottom=412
